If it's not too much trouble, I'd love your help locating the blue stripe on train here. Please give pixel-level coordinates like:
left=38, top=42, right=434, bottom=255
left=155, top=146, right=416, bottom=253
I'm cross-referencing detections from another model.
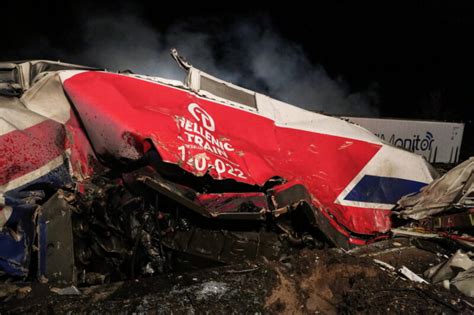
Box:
left=344, top=175, right=427, bottom=205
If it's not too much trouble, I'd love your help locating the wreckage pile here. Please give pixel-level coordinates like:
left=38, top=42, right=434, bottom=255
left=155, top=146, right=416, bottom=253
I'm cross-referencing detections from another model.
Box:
left=0, top=56, right=473, bottom=312
left=65, top=167, right=298, bottom=284
left=2, top=242, right=474, bottom=313
left=388, top=157, right=474, bottom=298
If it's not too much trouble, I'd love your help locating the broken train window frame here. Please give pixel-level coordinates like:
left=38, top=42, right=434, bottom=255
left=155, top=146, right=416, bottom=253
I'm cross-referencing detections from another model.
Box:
left=185, top=68, right=259, bottom=113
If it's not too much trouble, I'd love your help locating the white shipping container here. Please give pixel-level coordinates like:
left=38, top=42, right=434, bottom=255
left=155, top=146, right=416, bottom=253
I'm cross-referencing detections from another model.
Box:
left=342, top=117, right=464, bottom=164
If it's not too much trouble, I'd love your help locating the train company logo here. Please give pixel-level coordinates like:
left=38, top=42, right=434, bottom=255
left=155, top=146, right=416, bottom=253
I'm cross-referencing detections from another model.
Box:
left=188, top=103, right=215, bottom=132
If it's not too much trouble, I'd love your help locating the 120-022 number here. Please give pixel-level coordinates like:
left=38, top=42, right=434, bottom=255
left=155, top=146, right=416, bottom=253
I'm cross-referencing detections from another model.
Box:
left=178, top=145, right=247, bottom=179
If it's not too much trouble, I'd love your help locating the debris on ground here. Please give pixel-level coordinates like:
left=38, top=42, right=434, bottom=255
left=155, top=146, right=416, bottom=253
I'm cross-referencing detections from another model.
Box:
left=424, top=250, right=474, bottom=297
left=50, top=286, right=81, bottom=296
left=399, top=266, right=429, bottom=284
left=391, top=158, right=474, bottom=299
left=2, top=244, right=473, bottom=314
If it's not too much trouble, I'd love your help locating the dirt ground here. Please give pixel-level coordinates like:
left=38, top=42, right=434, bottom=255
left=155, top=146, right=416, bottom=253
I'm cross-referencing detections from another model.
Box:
left=1, top=237, right=473, bottom=314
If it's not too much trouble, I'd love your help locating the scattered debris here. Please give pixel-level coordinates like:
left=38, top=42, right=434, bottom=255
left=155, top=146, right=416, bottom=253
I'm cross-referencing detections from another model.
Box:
left=391, top=157, right=474, bottom=300
left=423, top=250, right=474, bottom=297
left=0, top=284, right=31, bottom=301
left=374, top=257, right=430, bottom=284
left=425, top=250, right=474, bottom=284
left=391, top=228, right=442, bottom=239
left=451, top=267, right=474, bottom=297
left=1, top=248, right=472, bottom=314
left=15, top=286, right=32, bottom=299
left=373, top=258, right=396, bottom=271
left=195, top=281, right=229, bottom=301
left=0, top=53, right=473, bottom=312
left=50, top=286, right=81, bottom=295
left=399, top=266, right=429, bottom=284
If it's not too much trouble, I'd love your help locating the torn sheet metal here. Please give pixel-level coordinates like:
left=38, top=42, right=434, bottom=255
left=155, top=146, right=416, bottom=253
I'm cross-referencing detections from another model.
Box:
left=451, top=267, right=474, bottom=297
left=0, top=55, right=438, bottom=279
left=424, top=250, right=474, bottom=297
left=38, top=191, right=75, bottom=284
left=1, top=62, right=99, bottom=277
left=60, top=68, right=435, bottom=243
left=425, top=250, right=474, bottom=284
left=397, top=157, right=474, bottom=220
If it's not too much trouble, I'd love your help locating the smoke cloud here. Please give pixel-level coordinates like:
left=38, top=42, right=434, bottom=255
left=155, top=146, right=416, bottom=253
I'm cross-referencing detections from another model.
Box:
left=37, top=13, right=381, bottom=116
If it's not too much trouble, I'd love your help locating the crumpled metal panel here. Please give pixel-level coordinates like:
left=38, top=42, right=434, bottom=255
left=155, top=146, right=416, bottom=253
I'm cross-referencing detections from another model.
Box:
left=0, top=72, right=98, bottom=277
left=0, top=62, right=439, bottom=278
left=398, top=157, right=474, bottom=220
left=61, top=71, right=435, bottom=237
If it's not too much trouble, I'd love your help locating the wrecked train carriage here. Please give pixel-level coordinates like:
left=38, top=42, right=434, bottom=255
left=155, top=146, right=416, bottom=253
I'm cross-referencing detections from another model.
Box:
left=0, top=58, right=436, bottom=279
left=395, top=157, right=474, bottom=241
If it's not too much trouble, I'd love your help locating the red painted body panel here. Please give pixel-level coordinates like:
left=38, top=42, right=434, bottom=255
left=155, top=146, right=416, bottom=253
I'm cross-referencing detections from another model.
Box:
left=63, top=72, right=389, bottom=236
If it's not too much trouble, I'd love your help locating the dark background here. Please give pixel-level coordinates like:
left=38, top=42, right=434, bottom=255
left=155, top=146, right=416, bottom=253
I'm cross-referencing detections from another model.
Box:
left=1, top=1, right=473, bottom=158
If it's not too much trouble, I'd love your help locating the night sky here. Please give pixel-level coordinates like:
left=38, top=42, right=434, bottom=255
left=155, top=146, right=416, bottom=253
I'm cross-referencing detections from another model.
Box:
left=1, top=1, right=473, bottom=156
